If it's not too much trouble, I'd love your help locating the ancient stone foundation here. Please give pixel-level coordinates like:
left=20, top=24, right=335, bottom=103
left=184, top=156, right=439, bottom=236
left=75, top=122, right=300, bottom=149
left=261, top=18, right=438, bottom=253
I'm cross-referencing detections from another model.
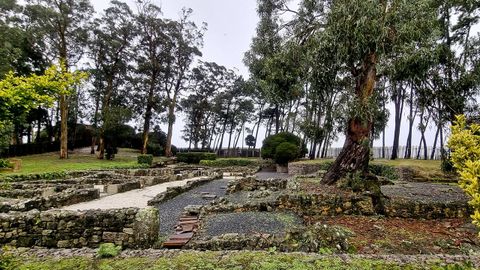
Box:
left=0, top=207, right=159, bottom=248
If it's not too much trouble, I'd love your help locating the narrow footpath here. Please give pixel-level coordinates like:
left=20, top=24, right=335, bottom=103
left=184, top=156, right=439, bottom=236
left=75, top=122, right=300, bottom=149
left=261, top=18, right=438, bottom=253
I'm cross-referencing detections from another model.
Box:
left=62, top=176, right=209, bottom=211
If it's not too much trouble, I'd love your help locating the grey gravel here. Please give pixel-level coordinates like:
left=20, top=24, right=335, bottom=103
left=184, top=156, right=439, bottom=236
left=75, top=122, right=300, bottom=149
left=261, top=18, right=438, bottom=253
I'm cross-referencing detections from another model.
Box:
left=381, top=182, right=470, bottom=204
left=156, top=177, right=233, bottom=236
left=199, top=211, right=303, bottom=237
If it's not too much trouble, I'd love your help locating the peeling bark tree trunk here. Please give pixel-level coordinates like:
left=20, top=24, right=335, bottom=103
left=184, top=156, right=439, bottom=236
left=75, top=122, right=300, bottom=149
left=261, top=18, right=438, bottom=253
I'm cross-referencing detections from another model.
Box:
left=322, top=53, right=377, bottom=185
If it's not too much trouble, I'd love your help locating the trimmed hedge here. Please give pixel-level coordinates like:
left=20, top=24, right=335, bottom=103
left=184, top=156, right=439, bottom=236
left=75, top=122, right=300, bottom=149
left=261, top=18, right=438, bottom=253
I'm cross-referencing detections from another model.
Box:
left=177, top=152, right=216, bottom=164
left=137, top=155, right=153, bottom=166
left=199, top=159, right=258, bottom=167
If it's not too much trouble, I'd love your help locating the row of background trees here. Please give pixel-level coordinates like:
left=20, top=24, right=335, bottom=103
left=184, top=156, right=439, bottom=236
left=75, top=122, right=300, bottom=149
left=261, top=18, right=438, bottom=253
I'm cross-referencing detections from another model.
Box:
left=1, top=0, right=479, bottom=177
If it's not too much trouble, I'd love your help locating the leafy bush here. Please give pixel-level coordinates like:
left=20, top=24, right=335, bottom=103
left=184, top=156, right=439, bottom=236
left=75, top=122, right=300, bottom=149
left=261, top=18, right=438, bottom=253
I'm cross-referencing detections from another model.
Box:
left=177, top=152, right=216, bottom=164
left=137, top=154, right=153, bottom=166
left=199, top=158, right=258, bottom=167
left=97, top=243, right=122, bottom=258
left=147, top=143, right=163, bottom=157
left=448, top=115, right=480, bottom=236
left=369, top=164, right=398, bottom=180
left=274, top=142, right=299, bottom=165
left=0, top=159, right=12, bottom=169
left=261, top=132, right=306, bottom=164
left=0, top=246, right=18, bottom=269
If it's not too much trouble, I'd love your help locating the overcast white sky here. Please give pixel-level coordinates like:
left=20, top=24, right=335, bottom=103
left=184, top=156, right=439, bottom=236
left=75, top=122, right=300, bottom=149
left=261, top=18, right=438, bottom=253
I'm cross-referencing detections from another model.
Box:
left=90, top=1, right=479, bottom=150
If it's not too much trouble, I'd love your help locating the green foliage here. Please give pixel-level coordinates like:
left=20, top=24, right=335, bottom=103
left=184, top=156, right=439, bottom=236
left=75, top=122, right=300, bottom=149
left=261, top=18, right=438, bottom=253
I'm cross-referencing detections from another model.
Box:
left=176, top=152, right=216, bottom=164
left=368, top=164, right=398, bottom=180
left=9, top=250, right=479, bottom=270
left=0, top=246, right=18, bottom=270
left=447, top=115, right=480, bottom=235
left=137, top=155, right=153, bottom=166
left=261, top=132, right=305, bottom=163
left=274, top=142, right=299, bottom=165
left=97, top=243, right=122, bottom=258
left=0, top=64, right=88, bottom=130
left=146, top=143, right=163, bottom=157
left=199, top=158, right=258, bottom=167
left=0, top=159, right=12, bottom=169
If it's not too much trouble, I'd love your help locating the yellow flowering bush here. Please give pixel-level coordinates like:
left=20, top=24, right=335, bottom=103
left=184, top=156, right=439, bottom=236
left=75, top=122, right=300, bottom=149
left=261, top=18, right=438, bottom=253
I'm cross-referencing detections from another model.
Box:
left=448, top=115, right=480, bottom=235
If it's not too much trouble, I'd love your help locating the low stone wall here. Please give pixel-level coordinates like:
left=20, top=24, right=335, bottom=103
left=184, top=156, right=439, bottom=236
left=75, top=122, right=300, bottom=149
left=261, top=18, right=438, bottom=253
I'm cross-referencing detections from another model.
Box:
left=0, top=188, right=100, bottom=213
left=279, top=192, right=376, bottom=216
left=383, top=199, right=470, bottom=219
left=147, top=173, right=223, bottom=206
left=288, top=163, right=325, bottom=175
left=227, top=177, right=288, bottom=194
left=0, top=207, right=159, bottom=248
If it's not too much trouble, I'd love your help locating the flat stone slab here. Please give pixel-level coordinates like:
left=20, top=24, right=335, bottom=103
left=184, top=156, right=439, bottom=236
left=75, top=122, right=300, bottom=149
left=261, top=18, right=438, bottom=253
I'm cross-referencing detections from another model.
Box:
left=255, top=172, right=292, bottom=180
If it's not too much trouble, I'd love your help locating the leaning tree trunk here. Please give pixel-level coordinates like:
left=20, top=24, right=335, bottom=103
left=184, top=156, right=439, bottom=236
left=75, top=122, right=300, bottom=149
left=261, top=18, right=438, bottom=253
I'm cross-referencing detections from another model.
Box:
left=322, top=53, right=377, bottom=185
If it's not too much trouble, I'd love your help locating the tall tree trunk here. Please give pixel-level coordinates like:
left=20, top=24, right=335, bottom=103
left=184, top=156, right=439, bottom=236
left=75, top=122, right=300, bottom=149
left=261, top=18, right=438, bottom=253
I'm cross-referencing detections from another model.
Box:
left=430, top=121, right=440, bottom=160
left=274, top=104, right=280, bottom=134
left=91, top=92, right=100, bottom=155
left=253, top=105, right=264, bottom=149
left=98, top=77, right=114, bottom=160
left=59, top=94, right=68, bottom=159
left=142, top=80, right=156, bottom=155
left=391, top=83, right=405, bottom=160
left=165, top=76, right=183, bottom=157
left=404, top=87, right=415, bottom=159
left=323, top=52, right=377, bottom=184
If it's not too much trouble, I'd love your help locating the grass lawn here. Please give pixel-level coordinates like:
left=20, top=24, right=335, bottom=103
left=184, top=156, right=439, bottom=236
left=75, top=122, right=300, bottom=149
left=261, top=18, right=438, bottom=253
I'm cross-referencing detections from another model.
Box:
left=0, top=148, right=167, bottom=176
left=292, top=158, right=446, bottom=180
left=4, top=251, right=476, bottom=270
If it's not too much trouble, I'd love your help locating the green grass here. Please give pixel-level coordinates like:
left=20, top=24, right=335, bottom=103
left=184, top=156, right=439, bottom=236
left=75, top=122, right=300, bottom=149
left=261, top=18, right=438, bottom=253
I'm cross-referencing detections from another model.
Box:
left=6, top=251, right=476, bottom=270
left=0, top=148, right=159, bottom=176
left=293, top=159, right=443, bottom=175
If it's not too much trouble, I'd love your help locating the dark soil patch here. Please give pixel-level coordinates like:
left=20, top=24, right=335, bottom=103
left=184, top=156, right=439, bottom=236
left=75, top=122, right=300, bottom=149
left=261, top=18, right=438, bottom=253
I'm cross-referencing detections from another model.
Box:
left=307, top=215, right=480, bottom=255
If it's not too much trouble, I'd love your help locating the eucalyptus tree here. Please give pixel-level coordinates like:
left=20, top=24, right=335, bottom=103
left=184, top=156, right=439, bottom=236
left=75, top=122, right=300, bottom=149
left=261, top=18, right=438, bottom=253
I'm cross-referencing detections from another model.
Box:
left=244, top=0, right=284, bottom=134
left=89, top=1, right=136, bottom=159
left=434, top=0, right=480, bottom=124
left=162, top=9, right=204, bottom=157
left=134, top=1, right=172, bottom=154
left=25, top=0, right=93, bottom=158
left=320, top=0, right=438, bottom=184
left=181, top=61, right=229, bottom=149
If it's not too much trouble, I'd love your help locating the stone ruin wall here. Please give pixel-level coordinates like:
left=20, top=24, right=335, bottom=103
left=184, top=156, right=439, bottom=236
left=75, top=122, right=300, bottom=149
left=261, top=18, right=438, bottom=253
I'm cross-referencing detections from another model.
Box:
left=0, top=207, right=159, bottom=248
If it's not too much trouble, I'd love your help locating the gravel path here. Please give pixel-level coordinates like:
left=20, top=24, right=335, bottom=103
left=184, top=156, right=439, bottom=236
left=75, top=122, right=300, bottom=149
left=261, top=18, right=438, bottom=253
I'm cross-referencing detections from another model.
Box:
left=62, top=177, right=208, bottom=211
left=156, top=177, right=236, bottom=236
left=381, top=182, right=470, bottom=204
left=199, top=211, right=303, bottom=237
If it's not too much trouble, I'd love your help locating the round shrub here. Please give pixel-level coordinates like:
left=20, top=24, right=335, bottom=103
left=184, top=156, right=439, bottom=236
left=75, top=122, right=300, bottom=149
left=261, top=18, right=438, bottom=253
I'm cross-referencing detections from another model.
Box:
left=274, top=142, right=299, bottom=165
left=261, top=132, right=305, bottom=163
left=147, top=143, right=163, bottom=157
left=137, top=154, right=153, bottom=166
